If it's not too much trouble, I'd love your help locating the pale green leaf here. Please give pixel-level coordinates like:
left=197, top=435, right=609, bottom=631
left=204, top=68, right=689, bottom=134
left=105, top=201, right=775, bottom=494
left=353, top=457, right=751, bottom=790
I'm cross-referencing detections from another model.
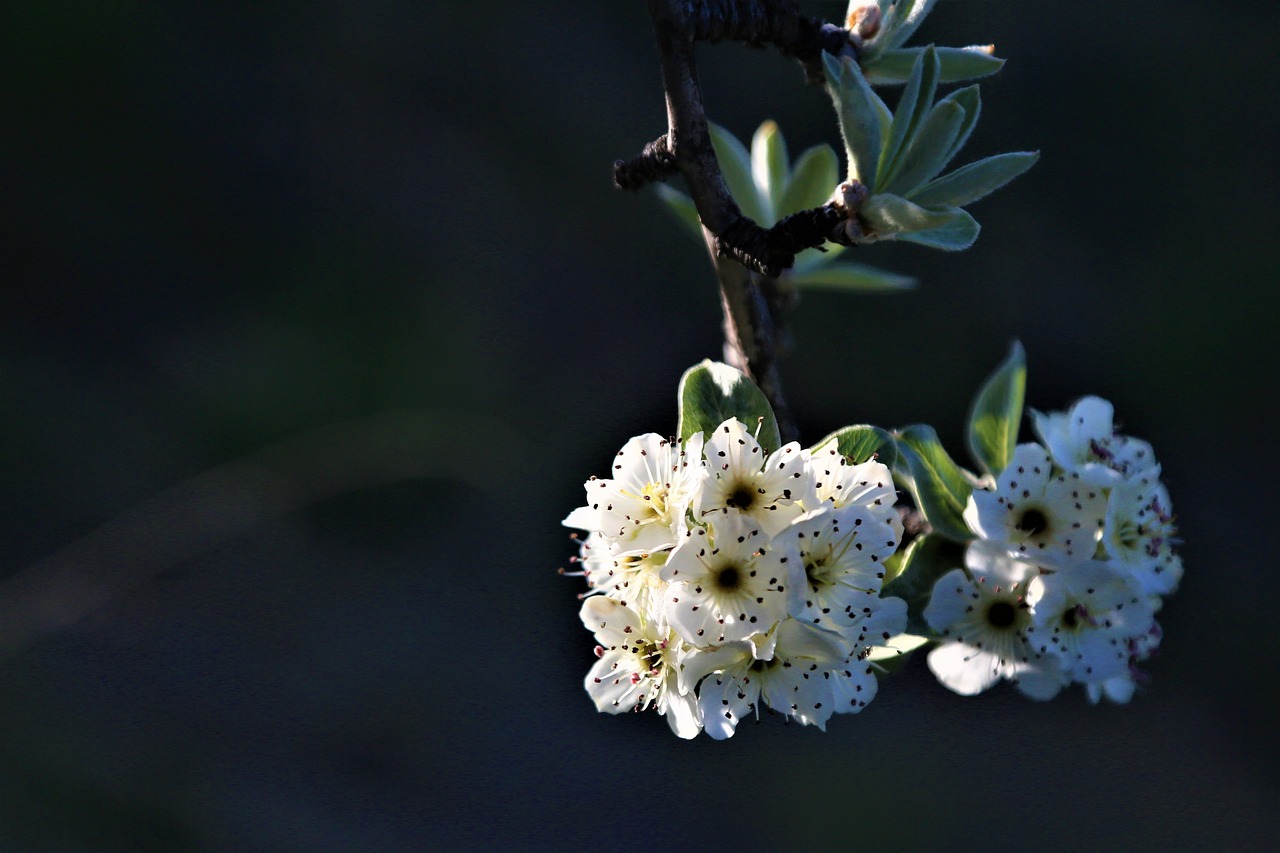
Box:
left=886, top=0, right=940, bottom=49
left=864, top=46, right=1005, bottom=85
left=966, top=340, right=1026, bottom=477
left=879, top=47, right=940, bottom=186
left=892, top=424, right=974, bottom=542
left=861, top=192, right=956, bottom=236
left=677, top=360, right=781, bottom=452
left=779, top=144, right=839, bottom=217
left=822, top=52, right=889, bottom=191
left=654, top=184, right=703, bottom=242
left=788, top=262, right=917, bottom=293
left=936, top=85, right=981, bottom=167
left=709, top=122, right=767, bottom=224
left=896, top=206, right=980, bottom=251
left=751, top=120, right=788, bottom=224
left=811, top=424, right=899, bottom=469
left=910, top=151, right=1040, bottom=208
left=880, top=100, right=965, bottom=197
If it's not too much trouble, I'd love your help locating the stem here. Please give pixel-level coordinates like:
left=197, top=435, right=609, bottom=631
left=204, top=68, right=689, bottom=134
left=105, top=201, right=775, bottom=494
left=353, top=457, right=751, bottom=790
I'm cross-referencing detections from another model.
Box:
left=638, top=0, right=857, bottom=442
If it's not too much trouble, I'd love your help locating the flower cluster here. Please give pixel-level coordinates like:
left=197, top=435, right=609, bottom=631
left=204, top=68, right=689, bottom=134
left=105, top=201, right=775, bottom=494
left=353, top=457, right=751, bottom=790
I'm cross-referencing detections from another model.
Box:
left=564, top=420, right=907, bottom=739
left=924, top=397, right=1180, bottom=703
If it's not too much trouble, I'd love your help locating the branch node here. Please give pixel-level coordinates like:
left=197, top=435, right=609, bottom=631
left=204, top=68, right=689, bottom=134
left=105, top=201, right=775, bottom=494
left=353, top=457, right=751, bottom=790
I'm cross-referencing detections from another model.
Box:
left=613, top=135, right=678, bottom=190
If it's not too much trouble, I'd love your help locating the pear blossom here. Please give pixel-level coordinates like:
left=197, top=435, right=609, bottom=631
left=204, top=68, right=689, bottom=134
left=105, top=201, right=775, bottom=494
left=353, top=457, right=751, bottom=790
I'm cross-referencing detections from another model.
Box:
left=1032, top=396, right=1158, bottom=487
left=805, top=442, right=897, bottom=511
left=563, top=432, right=705, bottom=555
left=924, top=540, right=1065, bottom=699
left=697, top=419, right=810, bottom=536
left=1102, top=470, right=1182, bottom=596
left=680, top=618, right=847, bottom=739
left=660, top=514, right=800, bottom=646
left=580, top=595, right=702, bottom=739
left=774, top=503, right=902, bottom=635
left=964, top=443, right=1107, bottom=566
left=1025, top=560, right=1156, bottom=688
left=1085, top=621, right=1163, bottom=704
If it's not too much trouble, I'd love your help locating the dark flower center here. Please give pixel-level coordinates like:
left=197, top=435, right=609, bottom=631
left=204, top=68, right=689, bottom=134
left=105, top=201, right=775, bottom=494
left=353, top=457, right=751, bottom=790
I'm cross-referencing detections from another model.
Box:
left=1017, top=508, right=1049, bottom=537
left=986, top=601, right=1017, bottom=628
left=726, top=485, right=756, bottom=511
left=714, top=565, right=742, bottom=591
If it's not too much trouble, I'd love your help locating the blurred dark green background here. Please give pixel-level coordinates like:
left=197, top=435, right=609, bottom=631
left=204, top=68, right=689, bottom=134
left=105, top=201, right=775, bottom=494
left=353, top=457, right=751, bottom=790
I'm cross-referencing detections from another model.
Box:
left=2, top=1, right=1277, bottom=850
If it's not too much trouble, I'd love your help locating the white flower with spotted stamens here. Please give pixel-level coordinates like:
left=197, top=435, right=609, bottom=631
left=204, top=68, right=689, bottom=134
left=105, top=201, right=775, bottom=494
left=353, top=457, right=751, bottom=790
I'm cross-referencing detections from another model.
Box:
left=773, top=503, right=902, bottom=636
left=660, top=514, right=800, bottom=647
left=964, top=443, right=1107, bottom=566
left=697, top=418, right=810, bottom=537
left=582, top=547, right=672, bottom=617
left=1025, top=561, right=1157, bottom=687
left=680, top=617, right=847, bottom=739
left=579, top=595, right=702, bottom=739
left=924, top=540, right=1065, bottom=699
left=1102, top=470, right=1182, bottom=596
left=562, top=432, right=705, bottom=555
left=804, top=443, right=897, bottom=511
left=1032, top=396, right=1158, bottom=487
left=1085, top=620, right=1163, bottom=704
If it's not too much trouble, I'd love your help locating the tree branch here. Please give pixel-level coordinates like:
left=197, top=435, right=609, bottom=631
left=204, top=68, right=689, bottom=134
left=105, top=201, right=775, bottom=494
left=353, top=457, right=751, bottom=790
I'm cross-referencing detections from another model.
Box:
left=622, top=0, right=859, bottom=442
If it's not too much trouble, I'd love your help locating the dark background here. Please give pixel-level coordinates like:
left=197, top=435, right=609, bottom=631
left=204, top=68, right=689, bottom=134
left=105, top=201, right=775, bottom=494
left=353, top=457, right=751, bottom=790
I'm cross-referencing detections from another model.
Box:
left=2, top=1, right=1277, bottom=850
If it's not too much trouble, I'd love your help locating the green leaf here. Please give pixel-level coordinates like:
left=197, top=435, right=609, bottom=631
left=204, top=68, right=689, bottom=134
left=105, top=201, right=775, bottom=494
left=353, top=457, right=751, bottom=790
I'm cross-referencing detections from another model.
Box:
left=966, top=340, right=1026, bottom=477
left=709, top=122, right=768, bottom=224
left=910, top=151, right=1040, bottom=209
left=886, top=0, right=940, bottom=50
left=880, top=100, right=965, bottom=197
left=654, top=184, right=703, bottom=241
left=881, top=534, right=966, bottom=635
left=936, top=45, right=1005, bottom=82
left=862, top=194, right=981, bottom=251
left=779, top=144, right=839, bottom=216
left=822, top=52, right=889, bottom=191
left=896, top=206, right=980, bottom=251
left=878, top=46, right=940, bottom=186
left=788, top=262, right=917, bottom=293
left=864, top=46, right=1005, bottom=85
left=936, top=85, right=981, bottom=166
left=892, top=424, right=974, bottom=542
left=751, top=120, right=788, bottom=224
left=677, top=360, right=781, bottom=452
left=811, top=424, right=899, bottom=469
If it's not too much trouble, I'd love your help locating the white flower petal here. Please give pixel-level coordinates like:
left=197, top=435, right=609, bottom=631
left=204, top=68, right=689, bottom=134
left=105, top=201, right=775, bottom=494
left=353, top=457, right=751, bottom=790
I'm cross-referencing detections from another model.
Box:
left=927, top=643, right=1005, bottom=696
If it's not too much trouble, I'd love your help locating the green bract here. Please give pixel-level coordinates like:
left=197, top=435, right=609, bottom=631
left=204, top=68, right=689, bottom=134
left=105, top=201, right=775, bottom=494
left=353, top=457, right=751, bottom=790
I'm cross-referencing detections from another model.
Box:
left=677, top=359, right=781, bottom=452
left=891, top=423, right=974, bottom=542
left=966, top=340, right=1027, bottom=477
left=823, top=46, right=1038, bottom=251
left=655, top=121, right=916, bottom=293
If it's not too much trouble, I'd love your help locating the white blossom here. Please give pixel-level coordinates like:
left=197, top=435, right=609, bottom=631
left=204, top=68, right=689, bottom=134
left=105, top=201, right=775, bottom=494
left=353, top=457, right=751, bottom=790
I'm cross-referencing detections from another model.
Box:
left=1102, top=470, right=1182, bottom=596
left=924, top=540, right=1065, bottom=699
left=563, top=432, right=705, bottom=555
left=660, top=514, right=800, bottom=646
left=1025, top=561, right=1157, bottom=686
left=579, top=596, right=701, bottom=739
left=680, top=618, right=847, bottom=739
left=805, top=443, right=897, bottom=511
left=1032, top=396, right=1158, bottom=487
left=696, top=419, right=810, bottom=536
left=965, top=443, right=1107, bottom=566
